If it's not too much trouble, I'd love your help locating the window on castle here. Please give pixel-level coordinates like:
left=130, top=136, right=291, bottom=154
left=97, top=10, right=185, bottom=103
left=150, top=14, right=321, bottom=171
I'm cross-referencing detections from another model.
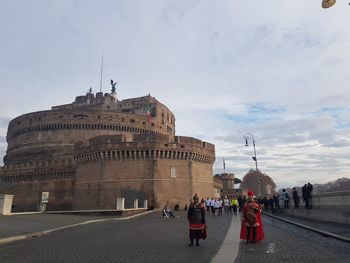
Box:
left=170, top=167, right=176, bottom=178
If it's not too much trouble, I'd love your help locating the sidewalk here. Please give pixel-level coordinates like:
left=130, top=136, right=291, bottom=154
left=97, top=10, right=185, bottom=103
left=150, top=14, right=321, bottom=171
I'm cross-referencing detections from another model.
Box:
left=0, top=211, right=153, bottom=245
left=263, top=210, right=350, bottom=242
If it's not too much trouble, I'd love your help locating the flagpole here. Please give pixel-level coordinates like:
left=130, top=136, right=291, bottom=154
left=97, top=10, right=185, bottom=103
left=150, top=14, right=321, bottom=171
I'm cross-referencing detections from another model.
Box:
left=99, top=55, right=104, bottom=93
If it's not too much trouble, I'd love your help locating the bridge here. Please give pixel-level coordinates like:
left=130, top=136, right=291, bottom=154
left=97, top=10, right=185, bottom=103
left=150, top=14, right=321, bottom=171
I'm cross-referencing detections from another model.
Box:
left=0, top=192, right=349, bottom=263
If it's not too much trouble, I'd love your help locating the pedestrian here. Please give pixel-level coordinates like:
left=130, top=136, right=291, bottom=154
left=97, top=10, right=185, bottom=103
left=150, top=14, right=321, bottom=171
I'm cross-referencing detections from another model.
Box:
left=223, top=196, right=230, bottom=214
left=238, top=195, right=245, bottom=211
left=282, top=189, right=289, bottom=209
left=307, top=183, right=313, bottom=209
left=210, top=198, right=215, bottom=215
left=231, top=197, right=238, bottom=216
left=302, top=184, right=309, bottom=209
left=205, top=197, right=210, bottom=212
left=187, top=194, right=206, bottom=247
left=213, top=198, right=220, bottom=215
left=240, top=190, right=264, bottom=243
left=268, top=195, right=275, bottom=214
left=218, top=198, right=223, bottom=216
left=292, top=187, right=299, bottom=208
left=273, top=194, right=282, bottom=214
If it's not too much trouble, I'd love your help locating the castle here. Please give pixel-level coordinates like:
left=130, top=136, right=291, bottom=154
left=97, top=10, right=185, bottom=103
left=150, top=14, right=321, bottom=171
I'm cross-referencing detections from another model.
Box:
left=0, top=87, right=216, bottom=211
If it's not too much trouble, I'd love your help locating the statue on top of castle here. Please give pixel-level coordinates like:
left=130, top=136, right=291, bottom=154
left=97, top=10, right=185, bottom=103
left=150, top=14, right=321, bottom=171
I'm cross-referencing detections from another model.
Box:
left=111, top=79, right=117, bottom=93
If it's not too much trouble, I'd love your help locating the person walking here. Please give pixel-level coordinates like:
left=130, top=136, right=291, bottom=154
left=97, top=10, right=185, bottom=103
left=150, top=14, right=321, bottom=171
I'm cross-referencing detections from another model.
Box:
left=292, top=187, right=299, bottom=208
left=231, top=197, right=238, bottom=216
left=240, top=190, right=264, bottom=243
left=223, top=196, right=230, bottom=214
left=187, top=194, right=206, bottom=247
left=273, top=194, right=282, bottom=214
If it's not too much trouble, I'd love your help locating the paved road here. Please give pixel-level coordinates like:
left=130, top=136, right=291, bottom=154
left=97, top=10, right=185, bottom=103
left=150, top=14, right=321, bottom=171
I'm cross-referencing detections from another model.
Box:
left=235, top=216, right=350, bottom=263
left=1, top=211, right=349, bottom=263
left=0, top=211, right=233, bottom=263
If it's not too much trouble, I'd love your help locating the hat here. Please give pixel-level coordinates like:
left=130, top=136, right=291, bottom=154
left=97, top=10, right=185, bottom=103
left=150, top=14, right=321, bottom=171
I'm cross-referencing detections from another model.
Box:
left=247, top=190, right=254, bottom=197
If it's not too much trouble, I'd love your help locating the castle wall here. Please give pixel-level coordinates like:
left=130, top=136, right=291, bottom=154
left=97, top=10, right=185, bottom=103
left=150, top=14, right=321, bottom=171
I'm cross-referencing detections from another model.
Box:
left=0, top=92, right=215, bottom=212
left=1, top=178, right=75, bottom=212
left=74, top=159, right=154, bottom=210
left=73, top=135, right=215, bottom=209
left=154, top=160, right=214, bottom=209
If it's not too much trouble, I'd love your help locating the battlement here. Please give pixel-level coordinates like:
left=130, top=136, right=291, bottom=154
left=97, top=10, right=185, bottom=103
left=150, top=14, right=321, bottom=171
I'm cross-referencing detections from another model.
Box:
left=73, top=134, right=215, bottom=165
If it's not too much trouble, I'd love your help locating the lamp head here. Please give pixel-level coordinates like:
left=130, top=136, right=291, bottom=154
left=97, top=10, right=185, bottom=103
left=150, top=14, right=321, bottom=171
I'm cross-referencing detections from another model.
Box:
left=322, top=0, right=336, bottom=8
left=245, top=139, right=249, bottom=147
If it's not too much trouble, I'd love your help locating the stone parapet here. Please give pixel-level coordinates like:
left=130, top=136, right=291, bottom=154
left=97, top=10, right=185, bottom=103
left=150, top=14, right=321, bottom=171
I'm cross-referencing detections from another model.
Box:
left=283, top=191, right=350, bottom=225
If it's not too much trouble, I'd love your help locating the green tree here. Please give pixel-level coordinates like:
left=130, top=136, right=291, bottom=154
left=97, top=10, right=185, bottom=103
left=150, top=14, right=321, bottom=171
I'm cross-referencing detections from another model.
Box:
left=241, top=169, right=276, bottom=197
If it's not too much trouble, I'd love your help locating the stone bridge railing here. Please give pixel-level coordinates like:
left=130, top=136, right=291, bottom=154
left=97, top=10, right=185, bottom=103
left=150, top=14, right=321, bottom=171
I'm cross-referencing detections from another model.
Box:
left=283, top=190, right=350, bottom=225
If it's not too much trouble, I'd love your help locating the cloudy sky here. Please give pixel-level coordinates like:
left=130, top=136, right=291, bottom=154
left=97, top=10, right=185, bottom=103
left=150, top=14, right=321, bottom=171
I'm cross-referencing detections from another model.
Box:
left=1, top=1, right=350, bottom=189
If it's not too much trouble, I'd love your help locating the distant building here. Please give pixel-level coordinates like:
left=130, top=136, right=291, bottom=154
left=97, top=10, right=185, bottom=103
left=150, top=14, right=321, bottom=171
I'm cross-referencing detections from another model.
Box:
left=214, top=173, right=242, bottom=198
left=0, top=89, right=215, bottom=211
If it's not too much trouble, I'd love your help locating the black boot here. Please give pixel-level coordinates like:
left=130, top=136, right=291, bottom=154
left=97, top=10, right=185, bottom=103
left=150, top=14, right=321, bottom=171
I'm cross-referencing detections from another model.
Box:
left=188, top=238, right=194, bottom=247
left=252, top=227, right=257, bottom=243
left=246, top=226, right=250, bottom=243
left=195, top=238, right=200, bottom=246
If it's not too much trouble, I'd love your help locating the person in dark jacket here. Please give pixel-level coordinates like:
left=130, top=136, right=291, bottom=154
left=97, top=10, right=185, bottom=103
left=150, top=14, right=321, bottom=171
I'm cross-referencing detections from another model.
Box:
left=292, top=187, right=299, bottom=208
left=307, top=183, right=313, bottom=209
left=302, top=184, right=309, bottom=208
left=187, top=194, right=206, bottom=246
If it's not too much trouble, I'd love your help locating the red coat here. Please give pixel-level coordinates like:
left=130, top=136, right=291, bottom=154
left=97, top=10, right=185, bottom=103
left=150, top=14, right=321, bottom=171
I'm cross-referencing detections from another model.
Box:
left=240, top=201, right=265, bottom=242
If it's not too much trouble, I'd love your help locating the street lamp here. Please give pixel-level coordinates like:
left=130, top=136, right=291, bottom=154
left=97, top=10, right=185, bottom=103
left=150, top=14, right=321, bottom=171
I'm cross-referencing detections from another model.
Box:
left=243, top=133, right=262, bottom=197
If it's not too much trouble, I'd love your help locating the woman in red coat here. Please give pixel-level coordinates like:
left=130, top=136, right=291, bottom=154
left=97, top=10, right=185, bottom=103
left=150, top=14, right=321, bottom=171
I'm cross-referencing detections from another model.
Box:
left=240, top=190, right=264, bottom=243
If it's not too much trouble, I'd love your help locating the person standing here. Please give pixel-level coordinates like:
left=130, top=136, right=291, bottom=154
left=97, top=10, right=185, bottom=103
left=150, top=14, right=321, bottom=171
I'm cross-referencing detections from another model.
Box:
left=240, top=190, right=264, bottom=243
left=307, top=183, right=313, bottom=209
left=302, top=184, right=309, bottom=209
left=292, top=187, right=299, bottom=208
left=268, top=195, right=275, bottom=214
left=187, top=194, right=206, bottom=247
left=282, top=189, right=289, bottom=209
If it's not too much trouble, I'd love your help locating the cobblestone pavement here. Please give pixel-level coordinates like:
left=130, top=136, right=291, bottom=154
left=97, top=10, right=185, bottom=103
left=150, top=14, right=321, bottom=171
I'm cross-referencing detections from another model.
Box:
left=264, top=211, right=350, bottom=238
left=1, top=211, right=349, bottom=263
left=234, top=216, right=350, bottom=263
left=0, top=211, right=233, bottom=263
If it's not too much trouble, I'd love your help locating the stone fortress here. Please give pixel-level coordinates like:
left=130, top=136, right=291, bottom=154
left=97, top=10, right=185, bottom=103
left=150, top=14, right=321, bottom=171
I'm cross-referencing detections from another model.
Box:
left=0, top=86, right=216, bottom=211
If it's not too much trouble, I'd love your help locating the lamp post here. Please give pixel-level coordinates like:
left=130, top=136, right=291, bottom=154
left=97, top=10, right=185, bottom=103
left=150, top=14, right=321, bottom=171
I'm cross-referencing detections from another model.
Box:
left=243, top=133, right=262, bottom=197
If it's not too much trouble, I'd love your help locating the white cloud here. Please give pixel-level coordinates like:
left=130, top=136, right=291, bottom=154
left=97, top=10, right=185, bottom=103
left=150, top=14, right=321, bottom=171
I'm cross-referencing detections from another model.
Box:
left=0, top=1, right=350, bottom=187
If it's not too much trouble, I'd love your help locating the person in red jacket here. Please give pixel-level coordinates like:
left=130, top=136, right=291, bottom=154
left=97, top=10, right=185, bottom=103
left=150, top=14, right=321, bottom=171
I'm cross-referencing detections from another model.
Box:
left=240, top=190, right=265, bottom=243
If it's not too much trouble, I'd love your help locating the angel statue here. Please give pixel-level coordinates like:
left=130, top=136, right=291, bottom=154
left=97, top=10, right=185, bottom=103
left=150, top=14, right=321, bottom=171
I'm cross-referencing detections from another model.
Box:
left=111, top=79, right=118, bottom=93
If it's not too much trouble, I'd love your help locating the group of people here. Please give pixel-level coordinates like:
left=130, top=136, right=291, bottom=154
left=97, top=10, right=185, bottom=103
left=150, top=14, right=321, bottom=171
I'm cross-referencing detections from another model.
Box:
left=204, top=196, right=239, bottom=216
left=302, top=183, right=314, bottom=209
left=185, top=183, right=315, bottom=246
left=186, top=191, right=265, bottom=247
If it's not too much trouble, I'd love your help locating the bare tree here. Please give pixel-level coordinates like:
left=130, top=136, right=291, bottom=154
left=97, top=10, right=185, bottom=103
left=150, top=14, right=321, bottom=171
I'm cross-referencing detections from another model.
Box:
left=241, top=169, right=276, bottom=197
